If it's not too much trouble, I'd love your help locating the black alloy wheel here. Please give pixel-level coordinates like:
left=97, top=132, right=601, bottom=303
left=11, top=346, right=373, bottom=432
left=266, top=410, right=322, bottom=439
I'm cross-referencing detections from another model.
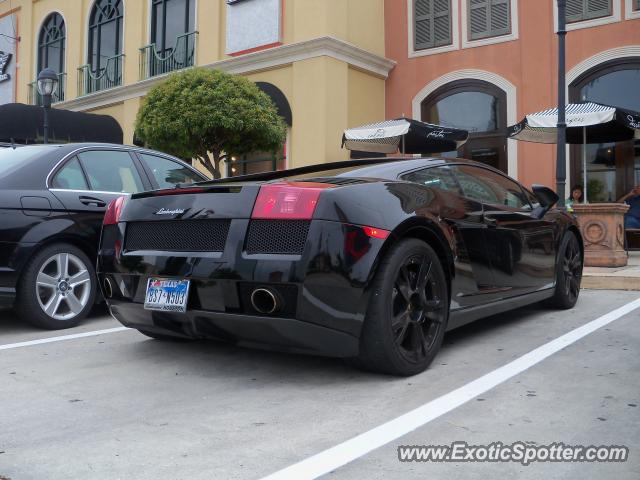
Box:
left=391, top=254, right=445, bottom=364
left=547, top=231, right=583, bottom=309
left=355, top=238, right=449, bottom=376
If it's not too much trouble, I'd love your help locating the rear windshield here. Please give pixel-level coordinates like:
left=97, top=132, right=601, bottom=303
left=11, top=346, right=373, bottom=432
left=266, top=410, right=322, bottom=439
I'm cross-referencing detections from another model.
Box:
left=0, top=146, right=56, bottom=177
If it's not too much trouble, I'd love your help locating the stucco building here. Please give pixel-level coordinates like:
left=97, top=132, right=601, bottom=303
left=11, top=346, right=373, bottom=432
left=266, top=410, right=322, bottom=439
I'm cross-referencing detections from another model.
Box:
left=0, top=0, right=393, bottom=175
left=386, top=0, right=640, bottom=199
left=0, top=0, right=638, bottom=194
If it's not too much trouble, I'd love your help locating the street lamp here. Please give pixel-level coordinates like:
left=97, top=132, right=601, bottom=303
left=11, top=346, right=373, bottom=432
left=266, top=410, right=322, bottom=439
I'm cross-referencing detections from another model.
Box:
left=556, top=0, right=567, bottom=207
left=37, top=68, right=59, bottom=144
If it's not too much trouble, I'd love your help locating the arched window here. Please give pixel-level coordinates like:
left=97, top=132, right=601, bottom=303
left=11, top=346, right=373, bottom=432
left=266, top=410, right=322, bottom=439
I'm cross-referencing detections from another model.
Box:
left=38, top=13, right=65, bottom=74
left=151, top=0, right=195, bottom=56
left=569, top=59, right=640, bottom=203
left=421, top=79, right=508, bottom=172
left=141, top=0, right=196, bottom=78
left=88, top=0, right=123, bottom=76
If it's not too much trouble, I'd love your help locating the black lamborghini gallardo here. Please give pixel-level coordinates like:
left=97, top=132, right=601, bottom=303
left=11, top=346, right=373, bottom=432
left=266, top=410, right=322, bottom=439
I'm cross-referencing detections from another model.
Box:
left=97, top=157, right=583, bottom=376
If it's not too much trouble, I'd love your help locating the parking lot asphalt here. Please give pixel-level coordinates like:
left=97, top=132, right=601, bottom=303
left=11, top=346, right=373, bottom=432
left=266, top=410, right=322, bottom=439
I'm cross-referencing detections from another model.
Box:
left=1, top=290, right=639, bottom=480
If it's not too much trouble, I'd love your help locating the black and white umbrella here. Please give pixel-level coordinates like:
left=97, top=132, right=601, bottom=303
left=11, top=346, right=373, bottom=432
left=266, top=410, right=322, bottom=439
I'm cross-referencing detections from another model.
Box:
left=342, top=117, right=468, bottom=155
left=507, top=102, right=640, bottom=202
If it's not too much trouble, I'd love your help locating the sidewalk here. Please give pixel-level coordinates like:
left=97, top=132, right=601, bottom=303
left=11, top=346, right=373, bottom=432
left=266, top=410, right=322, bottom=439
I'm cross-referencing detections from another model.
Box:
left=582, top=251, right=640, bottom=290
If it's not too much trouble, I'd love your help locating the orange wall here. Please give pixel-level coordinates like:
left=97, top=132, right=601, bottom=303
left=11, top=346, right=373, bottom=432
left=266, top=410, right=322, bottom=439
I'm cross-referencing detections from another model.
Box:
left=385, top=0, right=640, bottom=190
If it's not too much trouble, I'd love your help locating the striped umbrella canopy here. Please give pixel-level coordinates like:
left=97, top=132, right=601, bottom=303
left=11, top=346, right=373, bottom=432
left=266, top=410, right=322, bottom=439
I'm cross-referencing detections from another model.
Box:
left=342, top=118, right=468, bottom=154
left=507, top=102, right=640, bottom=203
left=507, top=102, right=640, bottom=144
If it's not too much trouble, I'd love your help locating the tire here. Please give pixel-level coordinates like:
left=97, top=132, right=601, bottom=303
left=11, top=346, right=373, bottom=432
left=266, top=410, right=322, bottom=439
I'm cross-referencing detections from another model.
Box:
left=16, top=243, right=96, bottom=330
left=546, top=230, right=583, bottom=309
left=354, top=238, right=449, bottom=376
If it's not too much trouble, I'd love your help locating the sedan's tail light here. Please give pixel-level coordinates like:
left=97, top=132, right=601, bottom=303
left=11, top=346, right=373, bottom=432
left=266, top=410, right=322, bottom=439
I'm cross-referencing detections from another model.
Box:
left=103, top=196, right=127, bottom=226
left=251, top=182, right=333, bottom=220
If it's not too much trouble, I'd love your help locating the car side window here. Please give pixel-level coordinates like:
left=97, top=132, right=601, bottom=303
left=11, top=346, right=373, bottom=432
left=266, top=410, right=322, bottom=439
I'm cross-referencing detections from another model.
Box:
left=52, top=157, right=89, bottom=190
left=139, top=153, right=204, bottom=188
left=401, top=165, right=463, bottom=196
left=453, top=165, right=531, bottom=210
left=78, top=150, right=144, bottom=193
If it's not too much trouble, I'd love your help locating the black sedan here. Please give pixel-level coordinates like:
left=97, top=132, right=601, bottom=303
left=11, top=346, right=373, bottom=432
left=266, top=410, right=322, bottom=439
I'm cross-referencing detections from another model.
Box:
left=97, top=158, right=583, bottom=376
left=0, top=143, right=207, bottom=329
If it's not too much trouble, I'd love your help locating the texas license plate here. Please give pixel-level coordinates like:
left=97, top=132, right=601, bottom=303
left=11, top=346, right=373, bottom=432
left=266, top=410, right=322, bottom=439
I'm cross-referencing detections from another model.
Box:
left=144, top=278, right=190, bottom=313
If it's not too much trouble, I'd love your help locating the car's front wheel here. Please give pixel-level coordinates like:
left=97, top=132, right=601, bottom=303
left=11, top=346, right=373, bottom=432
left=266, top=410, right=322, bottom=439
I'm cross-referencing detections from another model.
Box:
left=16, top=244, right=96, bottom=329
left=354, top=238, right=449, bottom=376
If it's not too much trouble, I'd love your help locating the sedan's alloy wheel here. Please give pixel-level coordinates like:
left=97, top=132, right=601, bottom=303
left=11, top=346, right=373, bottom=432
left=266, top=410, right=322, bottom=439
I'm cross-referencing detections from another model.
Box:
left=35, top=253, right=91, bottom=320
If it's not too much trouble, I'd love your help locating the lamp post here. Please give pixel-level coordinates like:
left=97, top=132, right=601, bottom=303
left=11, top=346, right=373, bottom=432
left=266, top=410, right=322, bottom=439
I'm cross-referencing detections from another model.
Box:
left=36, top=68, right=59, bottom=144
left=556, top=0, right=567, bottom=208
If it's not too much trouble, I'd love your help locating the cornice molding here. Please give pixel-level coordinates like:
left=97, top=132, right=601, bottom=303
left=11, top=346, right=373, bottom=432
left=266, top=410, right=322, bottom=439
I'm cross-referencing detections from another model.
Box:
left=58, top=36, right=396, bottom=112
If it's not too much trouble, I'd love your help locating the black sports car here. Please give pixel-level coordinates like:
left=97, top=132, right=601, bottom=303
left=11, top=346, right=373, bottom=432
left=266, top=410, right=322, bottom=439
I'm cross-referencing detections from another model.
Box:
left=97, top=157, right=583, bottom=376
left=0, top=143, right=207, bottom=329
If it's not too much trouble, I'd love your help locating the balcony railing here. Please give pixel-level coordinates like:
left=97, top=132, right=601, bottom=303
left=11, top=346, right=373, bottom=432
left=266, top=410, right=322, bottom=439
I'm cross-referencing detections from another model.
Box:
left=139, top=31, right=198, bottom=80
left=28, top=72, right=66, bottom=106
left=77, top=54, right=124, bottom=96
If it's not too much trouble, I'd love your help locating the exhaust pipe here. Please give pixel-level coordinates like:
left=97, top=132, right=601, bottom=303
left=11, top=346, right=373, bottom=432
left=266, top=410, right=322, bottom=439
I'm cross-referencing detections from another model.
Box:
left=250, top=288, right=281, bottom=315
left=103, top=277, right=114, bottom=299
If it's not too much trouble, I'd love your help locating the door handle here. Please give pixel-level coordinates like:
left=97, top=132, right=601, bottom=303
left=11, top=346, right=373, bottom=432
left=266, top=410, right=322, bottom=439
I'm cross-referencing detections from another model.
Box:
left=484, top=217, right=498, bottom=228
left=79, top=196, right=107, bottom=208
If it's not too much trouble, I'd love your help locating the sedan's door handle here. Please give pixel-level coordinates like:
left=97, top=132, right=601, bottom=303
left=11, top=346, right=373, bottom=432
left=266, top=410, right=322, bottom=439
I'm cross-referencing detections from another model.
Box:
left=79, top=196, right=107, bottom=208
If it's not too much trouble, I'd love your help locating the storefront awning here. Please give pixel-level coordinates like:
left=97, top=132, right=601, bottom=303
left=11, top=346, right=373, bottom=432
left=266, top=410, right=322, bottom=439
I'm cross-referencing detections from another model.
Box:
left=0, top=103, right=123, bottom=144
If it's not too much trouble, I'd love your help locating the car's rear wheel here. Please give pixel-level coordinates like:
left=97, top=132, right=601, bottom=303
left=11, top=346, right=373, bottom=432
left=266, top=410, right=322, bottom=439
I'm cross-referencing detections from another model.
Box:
left=16, top=244, right=96, bottom=330
left=546, top=230, right=583, bottom=309
left=354, top=238, right=449, bottom=376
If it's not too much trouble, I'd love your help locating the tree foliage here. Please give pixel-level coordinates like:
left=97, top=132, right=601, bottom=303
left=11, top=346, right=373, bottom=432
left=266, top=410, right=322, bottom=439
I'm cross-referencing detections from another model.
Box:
left=135, top=68, right=287, bottom=178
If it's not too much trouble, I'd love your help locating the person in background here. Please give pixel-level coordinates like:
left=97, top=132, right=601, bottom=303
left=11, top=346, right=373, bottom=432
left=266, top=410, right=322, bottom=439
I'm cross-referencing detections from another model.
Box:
left=619, top=185, right=640, bottom=229
left=566, top=185, right=584, bottom=212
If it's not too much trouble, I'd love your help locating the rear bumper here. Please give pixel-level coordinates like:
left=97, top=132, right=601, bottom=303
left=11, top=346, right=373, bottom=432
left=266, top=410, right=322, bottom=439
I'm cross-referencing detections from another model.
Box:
left=108, top=300, right=359, bottom=357
left=98, top=219, right=389, bottom=356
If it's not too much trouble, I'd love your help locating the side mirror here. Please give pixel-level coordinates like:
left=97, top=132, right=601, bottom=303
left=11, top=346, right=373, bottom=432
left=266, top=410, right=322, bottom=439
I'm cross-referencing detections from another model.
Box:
left=532, top=184, right=559, bottom=208
left=531, top=184, right=559, bottom=218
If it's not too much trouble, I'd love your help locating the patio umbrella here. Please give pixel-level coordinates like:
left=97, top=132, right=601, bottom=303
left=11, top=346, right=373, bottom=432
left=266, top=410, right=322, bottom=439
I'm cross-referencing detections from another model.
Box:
left=342, top=117, right=468, bottom=155
left=507, top=102, right=640, bottom=202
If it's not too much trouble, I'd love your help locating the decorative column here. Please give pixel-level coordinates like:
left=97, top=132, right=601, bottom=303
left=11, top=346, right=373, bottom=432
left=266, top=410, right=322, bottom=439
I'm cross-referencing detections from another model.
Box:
left=572, top=203, right=629, bottom=267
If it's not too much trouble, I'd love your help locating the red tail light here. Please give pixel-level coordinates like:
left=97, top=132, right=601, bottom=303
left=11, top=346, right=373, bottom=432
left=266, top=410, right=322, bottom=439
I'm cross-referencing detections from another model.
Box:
left=103, top=196, right=127, bottom=226
left=362, top=226, right=390, bottom=239
left=251, top=182, right=333, bottom=220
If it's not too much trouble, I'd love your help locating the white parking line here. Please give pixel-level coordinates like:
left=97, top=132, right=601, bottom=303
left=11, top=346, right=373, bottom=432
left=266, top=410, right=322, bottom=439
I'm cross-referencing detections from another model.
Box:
left=260, top=296, right=640, bottom=480
left=0, top=326, right=130, bottom=351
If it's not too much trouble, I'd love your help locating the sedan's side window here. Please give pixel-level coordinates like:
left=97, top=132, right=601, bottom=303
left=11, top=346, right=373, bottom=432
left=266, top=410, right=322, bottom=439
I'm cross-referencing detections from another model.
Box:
left=453, top=165, right=531, bottom=210
left=78, top=150, right=144, bottom=193
left=139, top=153, right=204, bottom=188
left=401, top=165, right=463, bottom=196
left=52, top=157, right=89, bottom=190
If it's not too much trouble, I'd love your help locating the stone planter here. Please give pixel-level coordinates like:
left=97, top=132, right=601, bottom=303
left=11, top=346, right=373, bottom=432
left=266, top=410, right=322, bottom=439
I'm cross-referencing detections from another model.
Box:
left=572, top=203, right=629, bottom=267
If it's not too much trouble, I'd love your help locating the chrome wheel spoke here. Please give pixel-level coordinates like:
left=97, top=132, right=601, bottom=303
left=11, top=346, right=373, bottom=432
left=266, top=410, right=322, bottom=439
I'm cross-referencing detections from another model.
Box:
left=44, top=292, right=63, bottom=317
left=64, top=292, right=84, bottom=315
left=36, top=272, right=57, bottom=289
left=69, top=270, right=90, bottom=288
left=56, top=253, right=69, bottom=279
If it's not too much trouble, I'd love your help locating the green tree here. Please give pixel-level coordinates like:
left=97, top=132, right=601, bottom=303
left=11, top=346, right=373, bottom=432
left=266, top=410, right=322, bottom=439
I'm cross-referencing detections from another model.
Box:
left=135, top=68, right=287, bottom=179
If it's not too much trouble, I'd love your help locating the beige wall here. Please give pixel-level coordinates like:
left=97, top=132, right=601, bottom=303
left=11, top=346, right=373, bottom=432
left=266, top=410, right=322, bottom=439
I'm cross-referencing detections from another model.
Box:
left=1, top=0, right=389, bottom=169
